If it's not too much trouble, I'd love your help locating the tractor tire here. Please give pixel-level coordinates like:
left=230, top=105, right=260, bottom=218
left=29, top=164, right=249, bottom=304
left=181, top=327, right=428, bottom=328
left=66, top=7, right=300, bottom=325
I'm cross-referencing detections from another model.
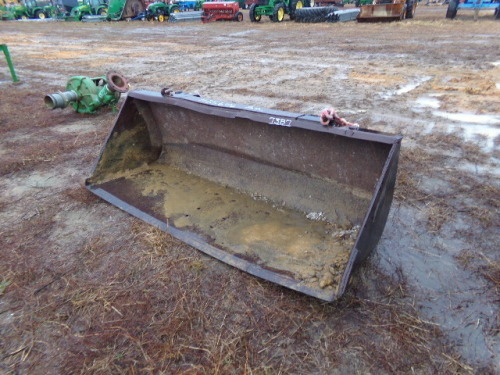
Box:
left=234, top=11, right=244, bottom=21
left=290, top=0, right=304, bottom=20
left=158, top=13, right=165, bottom=22
left=35, top=10, right=46, bottom=19
left=272, top=3, right=285, bottom=22
left=445, top=0, right=457, bottom=19
left=123, top=0, right=145, bottom=19
left=495, top=7, right=500, bottom=19
left=405, top=0, right=414, bottom=18
left=294, top=5, right=337, bottom=22
left=249, top=3, right=261, bottom=21
left=355, top=0, right=360, bottom=6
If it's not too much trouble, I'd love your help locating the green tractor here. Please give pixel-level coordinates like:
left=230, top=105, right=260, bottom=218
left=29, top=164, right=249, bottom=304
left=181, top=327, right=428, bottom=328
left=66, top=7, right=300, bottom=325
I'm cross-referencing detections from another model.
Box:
left=249, top=0, right=311, bottom=22
left=68, top=0, right=107, bottom=20
left=145, top=1, right=180, bottom=22
left=9, top=0, right=57, bottom=19
left=105, top=0, right=144, bottom=20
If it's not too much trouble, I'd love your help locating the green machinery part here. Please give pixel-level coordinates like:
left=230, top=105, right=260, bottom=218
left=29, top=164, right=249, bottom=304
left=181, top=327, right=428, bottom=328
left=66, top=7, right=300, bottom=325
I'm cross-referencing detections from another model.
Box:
left=1, top=44, right=20, bottom=83
left=44, top=71, right=129, bottom=114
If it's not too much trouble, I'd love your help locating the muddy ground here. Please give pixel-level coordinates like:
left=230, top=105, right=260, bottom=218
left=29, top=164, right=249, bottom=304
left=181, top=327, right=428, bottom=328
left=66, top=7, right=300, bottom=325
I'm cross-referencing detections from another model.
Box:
left=0, top=5, right=499, bottom=374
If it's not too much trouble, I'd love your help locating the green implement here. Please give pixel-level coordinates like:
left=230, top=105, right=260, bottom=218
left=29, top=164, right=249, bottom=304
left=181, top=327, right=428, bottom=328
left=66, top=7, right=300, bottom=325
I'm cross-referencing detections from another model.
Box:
left=9, top=0, right=56, bottom=19
left=249, top=0, right=311, bottom=22
left=1, top=44, right=20, bottom=83
left=67, top=0, right=107, bottom=20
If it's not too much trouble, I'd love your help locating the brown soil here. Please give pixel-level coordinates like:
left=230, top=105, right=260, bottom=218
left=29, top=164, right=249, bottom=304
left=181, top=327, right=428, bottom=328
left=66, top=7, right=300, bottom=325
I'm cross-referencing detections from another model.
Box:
left=1, top=6, right=499, bottom=375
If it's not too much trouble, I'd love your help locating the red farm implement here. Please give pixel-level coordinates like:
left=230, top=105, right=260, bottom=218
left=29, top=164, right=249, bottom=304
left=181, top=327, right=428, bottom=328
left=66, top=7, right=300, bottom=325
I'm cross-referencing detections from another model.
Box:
left=202, top=1, right=243, bottom=22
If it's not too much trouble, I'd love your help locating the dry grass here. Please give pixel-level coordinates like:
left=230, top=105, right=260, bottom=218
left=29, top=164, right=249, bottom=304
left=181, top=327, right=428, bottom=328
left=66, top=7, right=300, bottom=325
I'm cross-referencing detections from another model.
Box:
left=456, top=250, right=500, bottom=292
left=0, top=218, right=478, bottom=374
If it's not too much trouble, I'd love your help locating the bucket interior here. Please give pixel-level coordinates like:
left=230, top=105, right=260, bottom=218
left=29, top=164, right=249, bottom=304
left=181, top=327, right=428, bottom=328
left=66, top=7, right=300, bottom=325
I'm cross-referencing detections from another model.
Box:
left=87, top=92, right=400, bottom=301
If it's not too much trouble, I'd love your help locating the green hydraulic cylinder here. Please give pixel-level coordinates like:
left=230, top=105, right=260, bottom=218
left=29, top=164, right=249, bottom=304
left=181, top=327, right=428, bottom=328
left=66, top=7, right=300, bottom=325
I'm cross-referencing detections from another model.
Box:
left=1, top=44, right=20, bottom=83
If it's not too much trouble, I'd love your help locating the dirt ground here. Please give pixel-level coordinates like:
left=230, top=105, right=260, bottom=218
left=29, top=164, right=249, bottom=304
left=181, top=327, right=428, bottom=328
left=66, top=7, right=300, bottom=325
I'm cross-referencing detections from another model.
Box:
left=1, top=5, right=499, bottom=374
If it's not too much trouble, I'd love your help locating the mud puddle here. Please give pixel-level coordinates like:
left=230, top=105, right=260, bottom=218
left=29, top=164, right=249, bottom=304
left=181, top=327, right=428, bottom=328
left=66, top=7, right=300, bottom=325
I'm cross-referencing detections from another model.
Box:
left=376, top=204, right=499, bottom=368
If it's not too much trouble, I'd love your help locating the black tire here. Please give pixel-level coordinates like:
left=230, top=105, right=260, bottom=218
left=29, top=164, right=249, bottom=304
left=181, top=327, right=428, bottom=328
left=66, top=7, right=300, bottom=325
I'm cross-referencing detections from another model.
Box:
left=272, top=3, right=285, bottom=22
left=405, top=0, right=414, bottom=18
left=249, top=3, right=261, bottom=21
left=234, top=11, right=243, bottom=21
left=495, top=7, right=500, bottom=19
left=445, top=0, right=458, bottom=19
left=355, top=0, right=360, bottom=6
left=35, top=10, right=46, bottom=19
left=294, top=5, right=337, bottom=22
left=290, top=0, right=305, bottom=19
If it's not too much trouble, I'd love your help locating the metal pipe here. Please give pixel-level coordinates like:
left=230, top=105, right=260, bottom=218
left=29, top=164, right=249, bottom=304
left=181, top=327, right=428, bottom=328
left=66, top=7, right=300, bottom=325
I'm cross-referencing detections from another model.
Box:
left=44, top=91, right=79, bottom=110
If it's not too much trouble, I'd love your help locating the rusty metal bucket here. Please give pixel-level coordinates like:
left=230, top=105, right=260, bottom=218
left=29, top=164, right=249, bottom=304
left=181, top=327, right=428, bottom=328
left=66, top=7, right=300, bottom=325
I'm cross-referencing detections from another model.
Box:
left=86, top=90, right=402, bottom=302
left=357, top=2, right=406, bottom=22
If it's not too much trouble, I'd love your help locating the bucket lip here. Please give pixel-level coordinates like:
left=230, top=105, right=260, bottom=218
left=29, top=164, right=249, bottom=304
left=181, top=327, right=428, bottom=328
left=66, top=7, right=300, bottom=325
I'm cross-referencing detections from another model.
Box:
left=127, top=89, right=403, bottom=145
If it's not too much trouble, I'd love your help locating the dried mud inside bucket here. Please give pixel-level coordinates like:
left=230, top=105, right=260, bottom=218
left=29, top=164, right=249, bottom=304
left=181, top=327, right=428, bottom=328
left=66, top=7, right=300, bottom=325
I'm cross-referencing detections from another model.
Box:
left=92, top=159, right=367, bottom=293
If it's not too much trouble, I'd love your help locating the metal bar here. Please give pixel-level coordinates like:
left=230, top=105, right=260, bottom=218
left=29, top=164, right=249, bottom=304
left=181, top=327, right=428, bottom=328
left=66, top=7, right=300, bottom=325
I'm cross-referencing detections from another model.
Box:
left=169, top=11, right=203, bottom=22
left=0, top=44, right=20, bottom=83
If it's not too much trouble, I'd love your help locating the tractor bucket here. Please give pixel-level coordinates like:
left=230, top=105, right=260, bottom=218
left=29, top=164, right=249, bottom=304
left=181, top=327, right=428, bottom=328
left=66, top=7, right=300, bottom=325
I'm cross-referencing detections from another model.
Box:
left=86, top=90, right=402, bottom=302
left=357, top=2, right=405, bottom=22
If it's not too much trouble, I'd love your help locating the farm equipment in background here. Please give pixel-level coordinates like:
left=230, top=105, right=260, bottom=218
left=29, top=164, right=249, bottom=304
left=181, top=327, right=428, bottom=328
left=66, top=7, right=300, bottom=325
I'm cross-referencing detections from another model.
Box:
left=145, top=1, right=179, bottom=21
left=249, top=0, right=311, bottom=22
left=85, top=88, right=402, bottom=302
left=1, top=0, right=18, bottom=19
left=58, top=0, right=78, bottom=12
left=313, top=0, right=344, bottom=6
left=7, top=0, right=57, bottom=19
left=167, top=0, right=204, bottom=21
left=105, top=0, right=145, bottom=20
left=201, top=1, right=243, bottom=22
left=354, top=0, right=371, bottom=5
left=175, top=0, right=203, bottom=10
left=0, top=5, right=15, bottom=19
left=67, top=0, right=107, bottom=20
left=44, top=71, right=129, bottom=114
left=357, top=0, right=416, bottom=21
left=294, top=6, right=359, bottom=22
left=445, top=0, right=500, bottom=19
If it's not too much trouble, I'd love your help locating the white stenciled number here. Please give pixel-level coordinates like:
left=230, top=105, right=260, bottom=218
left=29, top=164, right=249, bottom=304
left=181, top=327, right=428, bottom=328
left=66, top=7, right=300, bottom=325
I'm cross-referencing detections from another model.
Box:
left=269, top=117, right=292, bottom=127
